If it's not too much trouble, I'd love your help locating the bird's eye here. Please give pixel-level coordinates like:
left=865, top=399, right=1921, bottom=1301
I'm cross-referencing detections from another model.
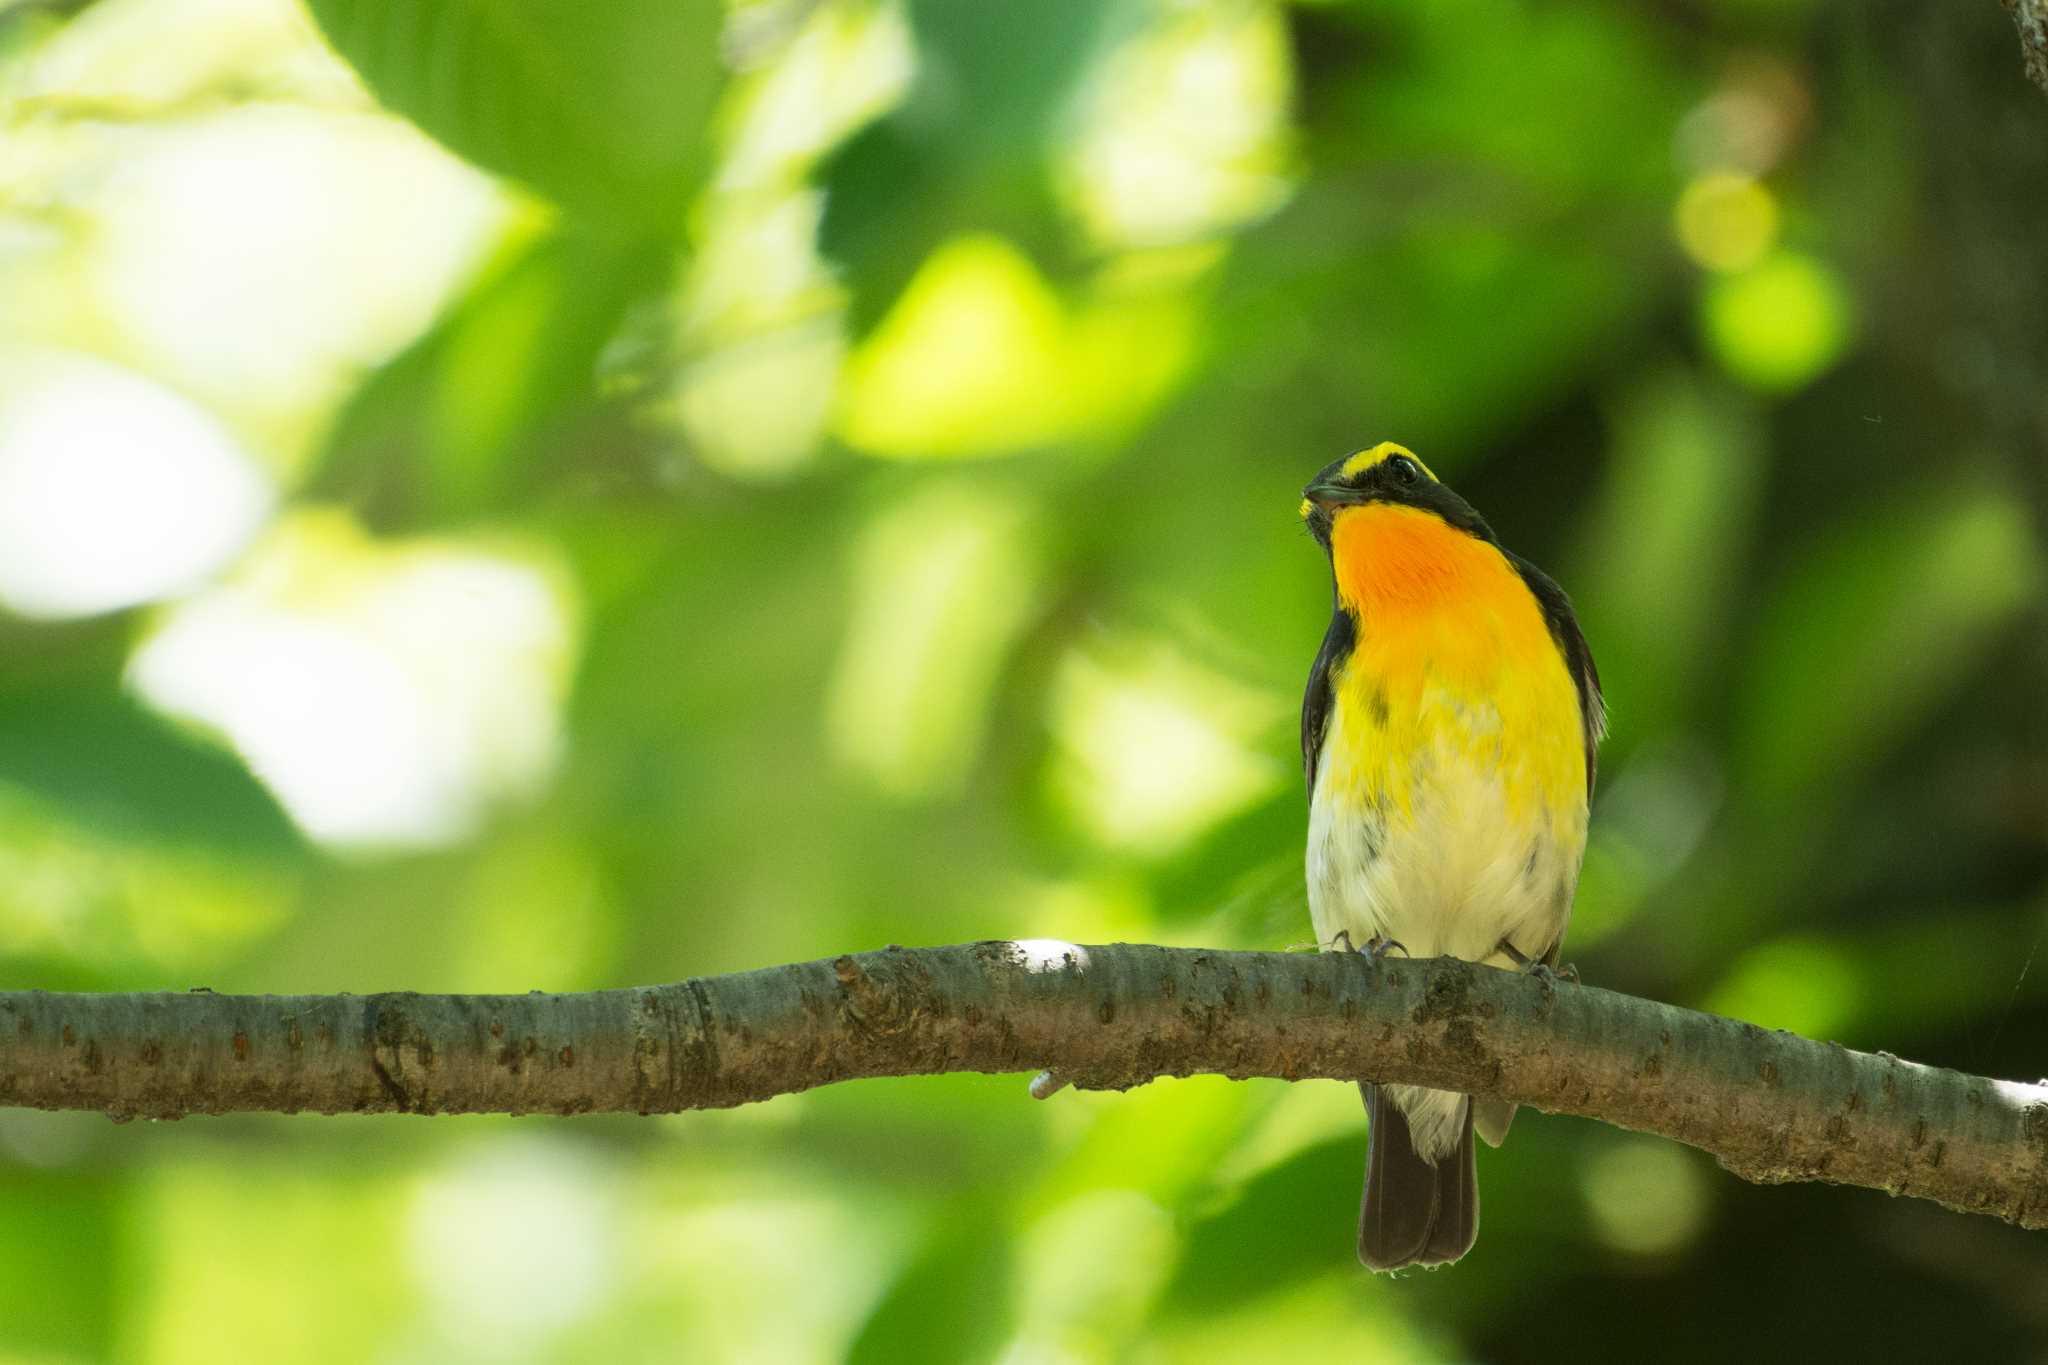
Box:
left=1384, top=455, right=1421, bottom=486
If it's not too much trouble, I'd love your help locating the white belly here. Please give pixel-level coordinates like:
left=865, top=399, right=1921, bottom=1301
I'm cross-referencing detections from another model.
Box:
left=1306, top=701, right=1582, bottom=1161
left=1306, top=703, right=1577, bottom=968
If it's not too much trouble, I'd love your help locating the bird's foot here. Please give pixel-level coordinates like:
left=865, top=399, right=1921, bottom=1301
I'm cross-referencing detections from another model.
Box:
left=1333, top=930, right=1408, bottom=966
left=1496, top=938, right=1577, bottom=985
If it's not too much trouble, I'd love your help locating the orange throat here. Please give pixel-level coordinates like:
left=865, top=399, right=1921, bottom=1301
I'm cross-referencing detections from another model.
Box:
left=1329, top=503, right=1514, bottom=619
left=1325, top=500, right=1575, bottom=733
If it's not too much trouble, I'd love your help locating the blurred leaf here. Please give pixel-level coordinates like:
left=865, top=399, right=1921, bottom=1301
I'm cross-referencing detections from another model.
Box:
left=906, top=0, right=1122, bottom=150
left=137, top=1158, right=414, bottom=1364
left=1574, top=368, right=1768, bottom=739
left=0, top=1167, right=122, bottom=1359
left=1148, top=790, right=1303, bottom=942
left=0, top=781, right=295, bottom=979
left=848, top=1207, right=1014, bottom=1365
left=1706, top=906, right=2048, bottom=1050
left=304, top=0, right=725, bottom=222
left=1010, top=1190, right=1175, bottom=1358
left=1736, top=487, right=2040, bottom=812
left=818, top=0, right=1133, bottom=332
left=1035, top=1078, right=1257, bottom=1209
left=827, top=479, right=1047, bottom=798
left=837, top=235, right=1202, bottom=459
left=444, top=827, right=619, bottom=991
left=1151, top=1278, right=1452, bottom=1363
left=1214, top=0, right=1688, bottom=452
left=312, top=229, right=675, bottom=525
left=1164, top=1136, right=1355, bottom=1312
left=0, top=679, right=297, bottom=852
left=1335, top=1, right=1687, bottom=198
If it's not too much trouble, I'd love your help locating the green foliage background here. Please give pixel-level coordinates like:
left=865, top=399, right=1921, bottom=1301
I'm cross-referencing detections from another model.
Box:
left=2, top=0, right=2046, bottom=1359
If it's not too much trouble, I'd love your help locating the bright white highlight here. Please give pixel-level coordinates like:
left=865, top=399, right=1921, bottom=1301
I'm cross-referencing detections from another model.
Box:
left=1061, top=2, right=1294, bottom=248
left=80, top=104, right=513, bottom=461
left=407, top=1138, right=618, bottom=1344
left=129, top=513, right=576, bottom=850
left=1008, top=940, right=1092, bottom=975
left=0, top=348, right=272, bottom=619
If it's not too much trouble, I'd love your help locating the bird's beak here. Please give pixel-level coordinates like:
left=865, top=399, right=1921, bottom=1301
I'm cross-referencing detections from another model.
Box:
left=1302, top=481, right=1369, bottom=508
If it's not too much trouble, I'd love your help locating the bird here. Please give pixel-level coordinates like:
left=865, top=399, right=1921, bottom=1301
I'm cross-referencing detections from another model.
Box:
left=1298, top=442, right=1604, bottom=1271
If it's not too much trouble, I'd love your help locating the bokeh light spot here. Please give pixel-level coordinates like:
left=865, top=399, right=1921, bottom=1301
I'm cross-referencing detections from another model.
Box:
left=1581, top=1138, right=1711, bottom=1258
left=828, top=482, right=1045, bottom=798
left=129, top=511, right=578, bottom=851
left=674, top=319, right=846, bottom=480
left=838, top=235, right=1197, bottom=458
left=407, top=1138, right=618, bottom=1346
left=1699, top=249, right=1853, bottom=393
left=839, top=235, right=1072, bottom=457
left=1060, top=0, right=1295, bottom=248
left=1049, top=642, right=1286, bottom=856
left=0, top=347, right=273, bottom=619
left=80, top=104, right=516, bottom=464
left=1675, top=172, right=1779, bottom=272
left=1707, top=936, right=1863, bottom=1040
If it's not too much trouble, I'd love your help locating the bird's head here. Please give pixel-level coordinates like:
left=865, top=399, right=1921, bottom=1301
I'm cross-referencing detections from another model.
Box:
left=1299, top=442, right=1495, bottom=552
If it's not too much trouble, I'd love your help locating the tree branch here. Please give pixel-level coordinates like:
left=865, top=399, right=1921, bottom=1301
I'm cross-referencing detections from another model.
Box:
left=2010, top=0, right=2048, bottom=94
left=4, top=941, right=2045, bottom=1227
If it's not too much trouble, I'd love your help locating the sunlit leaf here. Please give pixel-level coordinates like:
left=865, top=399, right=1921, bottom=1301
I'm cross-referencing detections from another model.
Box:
left=129, top=510, right=581, bottom=852
left=836, top=233, right=1199, bottom=459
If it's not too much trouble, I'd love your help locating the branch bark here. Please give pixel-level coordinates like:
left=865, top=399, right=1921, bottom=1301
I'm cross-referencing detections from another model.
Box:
left=4, top=941, right=2046, bottom=1228
left=2010, top=0, right=2048, bottom=94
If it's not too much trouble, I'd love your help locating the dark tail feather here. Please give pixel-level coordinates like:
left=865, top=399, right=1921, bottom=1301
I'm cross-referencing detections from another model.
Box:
left=1358, top=1083, right=1479, bottom=1271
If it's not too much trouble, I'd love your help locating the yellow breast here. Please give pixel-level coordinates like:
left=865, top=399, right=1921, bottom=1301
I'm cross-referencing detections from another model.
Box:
left=1322, top=503, right=1585, bottom=837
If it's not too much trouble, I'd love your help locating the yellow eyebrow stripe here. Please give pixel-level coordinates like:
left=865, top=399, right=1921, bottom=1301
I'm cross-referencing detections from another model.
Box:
left=1339, top=441, right=1437, bottom=482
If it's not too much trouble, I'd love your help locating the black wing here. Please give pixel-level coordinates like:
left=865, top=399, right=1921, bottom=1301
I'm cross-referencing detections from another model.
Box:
left=1301, top=607, right=1356, bottom=794
left=1506, top=551, right=1607, bottom=795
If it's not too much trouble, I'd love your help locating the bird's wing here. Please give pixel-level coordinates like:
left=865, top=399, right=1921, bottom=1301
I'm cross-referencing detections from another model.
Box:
left=1505, top=551, right=1606, bottom=796
left=1301, top=607, right=1356, bottom=794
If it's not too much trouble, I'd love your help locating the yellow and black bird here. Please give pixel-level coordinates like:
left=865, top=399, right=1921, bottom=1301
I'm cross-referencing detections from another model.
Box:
left=1299, top=442, right=1604, bottom=1271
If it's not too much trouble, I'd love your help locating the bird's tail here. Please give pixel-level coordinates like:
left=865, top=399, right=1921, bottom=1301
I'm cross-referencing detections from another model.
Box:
left=1358, top=1082, right=1478, bottom=1271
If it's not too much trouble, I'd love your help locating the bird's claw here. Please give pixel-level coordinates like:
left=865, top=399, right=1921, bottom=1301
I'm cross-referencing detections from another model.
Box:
left=1497, top=938, right=1578, bottom=985
left=1333, top=931, right=1407, bottom=965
